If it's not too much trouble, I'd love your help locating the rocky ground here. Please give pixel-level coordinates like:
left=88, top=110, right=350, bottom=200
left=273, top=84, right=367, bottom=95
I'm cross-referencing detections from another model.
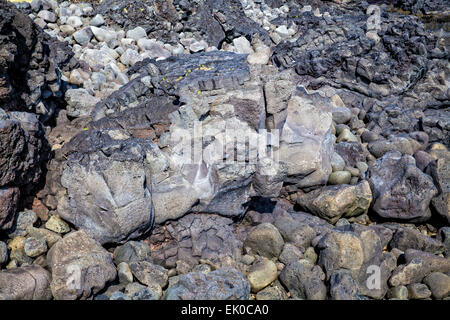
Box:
left=0, top=0, right=449, bottom=300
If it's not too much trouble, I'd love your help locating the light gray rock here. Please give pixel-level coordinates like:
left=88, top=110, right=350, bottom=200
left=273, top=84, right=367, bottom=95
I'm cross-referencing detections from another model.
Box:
left=80, top=48, right=116, bottom=69
left=89, top=14, right=105, bottom=27
left=126, top=27, right=147, bottom=41
left=66, top=16, right=83, bottom=28
left=137, top=39, right=171, bottom=59
left=57, top=131, right=154, bottom=245
left=120, top=48, right=141, bottom=66
left=296, top=181, right=372, bottom=224
left=37, top=10, right=56, bottom=23
left=189, top=40, right=208, bottom=52
left=233, top=36, right=254, bottom=54
left=278, top=91, right=334, bottom=188
left=65, top=88, right=100, bottom=118
left=59, top=24, right=75, bottom=35
left=91, top=26, right=117, bottom=43
left=73, top=27, right=93, bottom=45
left=247, top=46, right=271, bottom=65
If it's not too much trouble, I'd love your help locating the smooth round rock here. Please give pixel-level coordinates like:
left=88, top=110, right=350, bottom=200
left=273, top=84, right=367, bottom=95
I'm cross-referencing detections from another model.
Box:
left=328, top=171, right=352, bottom=185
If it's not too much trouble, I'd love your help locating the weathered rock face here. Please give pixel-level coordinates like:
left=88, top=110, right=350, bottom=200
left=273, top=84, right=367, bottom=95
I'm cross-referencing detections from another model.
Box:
left=148, top=214, right=242, bottom=269
left=41, top=51, right=335, bottom=242
left=272, top=7, right=430, bottom=98
left=0, top=266, right=52, bottom=300
left=166, top=267, right=250, bottom=300
left=174, top=0, right=272, bottom=48
left=427, top=154, right=450, bottom=223
left=367, top=151, right=438, bottom=222
left=278, top=90, right=334, bottom=189
left=47, top=230, right=117, bottom=300
left=56, top=130, right=154, bottom=245
left=0, top=0, right=76, bottom=120
left=0, top=187, right=20, bottom=231
left=0, top=111, right=49, bottom=230
left=271, top=3, right=448, bottom=149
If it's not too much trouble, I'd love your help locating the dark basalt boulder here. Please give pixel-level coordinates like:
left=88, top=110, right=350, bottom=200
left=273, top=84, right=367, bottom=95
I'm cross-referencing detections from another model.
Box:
left=92, top=51, right=250, bottom=121
left=0, top=111, right=49, bottom=230
left=0, top=0, right=77, bottom=121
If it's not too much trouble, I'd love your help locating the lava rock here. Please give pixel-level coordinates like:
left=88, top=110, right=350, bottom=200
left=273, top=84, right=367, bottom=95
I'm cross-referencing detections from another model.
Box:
left=56, top=130, right=155, bottom=245
left=244, top=223, right=284, bottom=259
left=297, top=181, right=372, bottom=224
left=279, top=260, right=327, bottom=300
left=166, top=267, right=250, bottom=300
left=367, top=151, right=438, bottom=222
left=0, top=266, right=52, bottom=300
left=47, top=230, right=117, bottom=300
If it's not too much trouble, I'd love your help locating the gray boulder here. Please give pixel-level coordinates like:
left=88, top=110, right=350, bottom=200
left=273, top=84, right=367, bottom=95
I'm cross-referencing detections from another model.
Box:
left=423, top=272, right=450, bottom=299
left=65, top=88, right=101, bottom=118
left=279, top=260, right=327, bottom=300
left=47, top=230, right=117, bottom=300
left=244, top=223, right=284, bottom=259
left=389, top=227, right=445, bottom=254
left=329, top=269, right=362, bottom=300
left=0, top=266, right=52, bottom=300
left=367, top=151, right=438, bottom=222
left=296, top=181, right=372, bottom=224
left=57, top=130, right=154, bottom=244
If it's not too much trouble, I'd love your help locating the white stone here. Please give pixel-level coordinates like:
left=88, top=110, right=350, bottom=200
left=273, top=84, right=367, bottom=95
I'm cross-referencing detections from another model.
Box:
left=126, top=27, right=147, bottom=41
left=232, top=36, right=254, bottom=55
left=37, top=10, right=57, bottom=23
left=91, top=26, right=117, bottom=43
left=67, top=16, right=83, bottom=29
